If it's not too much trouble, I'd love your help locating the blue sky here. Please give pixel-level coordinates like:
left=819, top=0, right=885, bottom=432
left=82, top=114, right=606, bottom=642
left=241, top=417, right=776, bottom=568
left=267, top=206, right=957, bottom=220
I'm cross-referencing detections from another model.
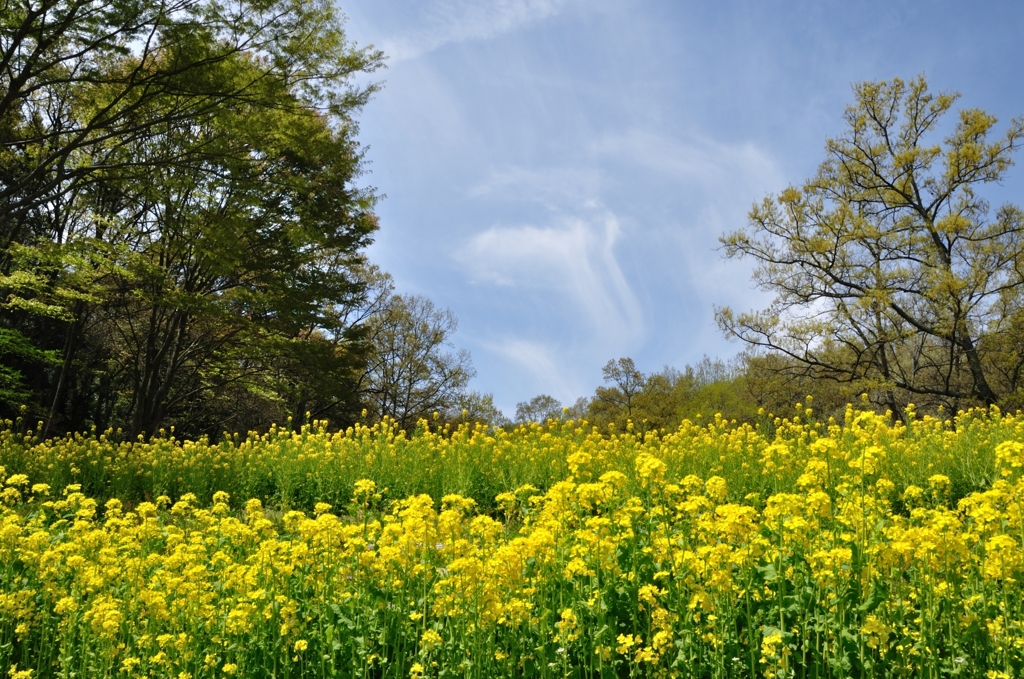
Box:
left=340, top=0, right=1024, bottom=417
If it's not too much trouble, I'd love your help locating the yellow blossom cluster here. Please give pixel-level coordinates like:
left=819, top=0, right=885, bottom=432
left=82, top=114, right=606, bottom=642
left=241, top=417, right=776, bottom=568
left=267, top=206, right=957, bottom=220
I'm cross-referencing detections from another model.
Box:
left=0, top=405, right=1023, bottom=677
left=1, top=403, right=1019, bottom=515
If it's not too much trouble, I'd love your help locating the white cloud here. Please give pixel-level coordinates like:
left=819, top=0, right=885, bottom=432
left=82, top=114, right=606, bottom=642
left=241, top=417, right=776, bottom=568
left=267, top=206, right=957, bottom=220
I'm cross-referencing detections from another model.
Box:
left=382, top=0, right=570, bottom=62
left=468, top=129, right=783, bottom=215
left=456, top=207, right=644, bottom=345
left=450, top=128, right=784, bottom=405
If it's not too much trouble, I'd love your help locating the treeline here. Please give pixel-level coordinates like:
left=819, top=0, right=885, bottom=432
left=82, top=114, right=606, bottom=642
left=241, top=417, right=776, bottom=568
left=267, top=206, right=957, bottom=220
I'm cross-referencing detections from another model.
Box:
left=0, top=0, right=484, bottom=438
left=509, top=353, right=857, bottom=432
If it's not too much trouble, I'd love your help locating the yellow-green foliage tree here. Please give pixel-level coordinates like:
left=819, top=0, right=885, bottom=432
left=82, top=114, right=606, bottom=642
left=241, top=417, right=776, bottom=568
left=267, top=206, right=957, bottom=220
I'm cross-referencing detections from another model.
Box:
left=717, top=76, right=1024, bottom=416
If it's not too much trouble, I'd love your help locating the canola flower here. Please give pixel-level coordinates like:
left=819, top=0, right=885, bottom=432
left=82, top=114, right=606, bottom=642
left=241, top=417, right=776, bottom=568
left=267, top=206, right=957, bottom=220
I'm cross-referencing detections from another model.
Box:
left=0, top=401, right=1014, bottom=513
left=0, top=405, right=1023, bottom=677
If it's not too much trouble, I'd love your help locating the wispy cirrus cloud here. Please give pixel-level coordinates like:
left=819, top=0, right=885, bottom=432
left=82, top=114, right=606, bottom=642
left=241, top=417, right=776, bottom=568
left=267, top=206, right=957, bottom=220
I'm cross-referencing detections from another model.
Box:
left=456, top=206, right=644, bottom=347
left=467, top=165, right=603, bottom=206
left=607, top=130, right=784, bottom=305
left=382, top=0, right=571, bottom=62
left=454, top=128, right=783, bottom=395
left=588, top=128, right=783, bottom=195
left=463, top=128, right=784, bottom=311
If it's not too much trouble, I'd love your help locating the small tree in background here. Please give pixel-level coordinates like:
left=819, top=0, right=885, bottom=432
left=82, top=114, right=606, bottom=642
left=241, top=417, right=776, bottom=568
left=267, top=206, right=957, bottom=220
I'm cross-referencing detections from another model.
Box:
left=592, top=358, right=645, bottom=420
left=450, top=391, right=509, bottom=427
left=361, top=294, right=474, bottom=432
left=515, top=394, right=563, bottom=424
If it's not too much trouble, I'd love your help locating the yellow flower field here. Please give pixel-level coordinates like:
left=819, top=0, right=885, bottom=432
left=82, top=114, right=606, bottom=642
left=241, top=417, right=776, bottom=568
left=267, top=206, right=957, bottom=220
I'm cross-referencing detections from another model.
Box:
left=2, top=404, right=1024, bottom=677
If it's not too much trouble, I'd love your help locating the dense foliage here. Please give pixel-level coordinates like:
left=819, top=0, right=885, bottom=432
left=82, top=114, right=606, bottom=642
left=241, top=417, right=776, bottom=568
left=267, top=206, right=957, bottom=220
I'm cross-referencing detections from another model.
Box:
left=0, top=0, right=387, bottom=437
left=2, top=404, right=1024, bottom=677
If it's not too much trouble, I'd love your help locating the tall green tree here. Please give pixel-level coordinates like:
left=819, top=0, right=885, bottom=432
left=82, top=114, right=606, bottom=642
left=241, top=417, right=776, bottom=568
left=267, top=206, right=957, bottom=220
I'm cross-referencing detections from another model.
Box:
left=0, top=0, right=373, bottom=237
left=717, top=76, right=1024, bottom=414
left=1, top=0, right=385, bottom=435
left=86, top=94, right=379, bottom=435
